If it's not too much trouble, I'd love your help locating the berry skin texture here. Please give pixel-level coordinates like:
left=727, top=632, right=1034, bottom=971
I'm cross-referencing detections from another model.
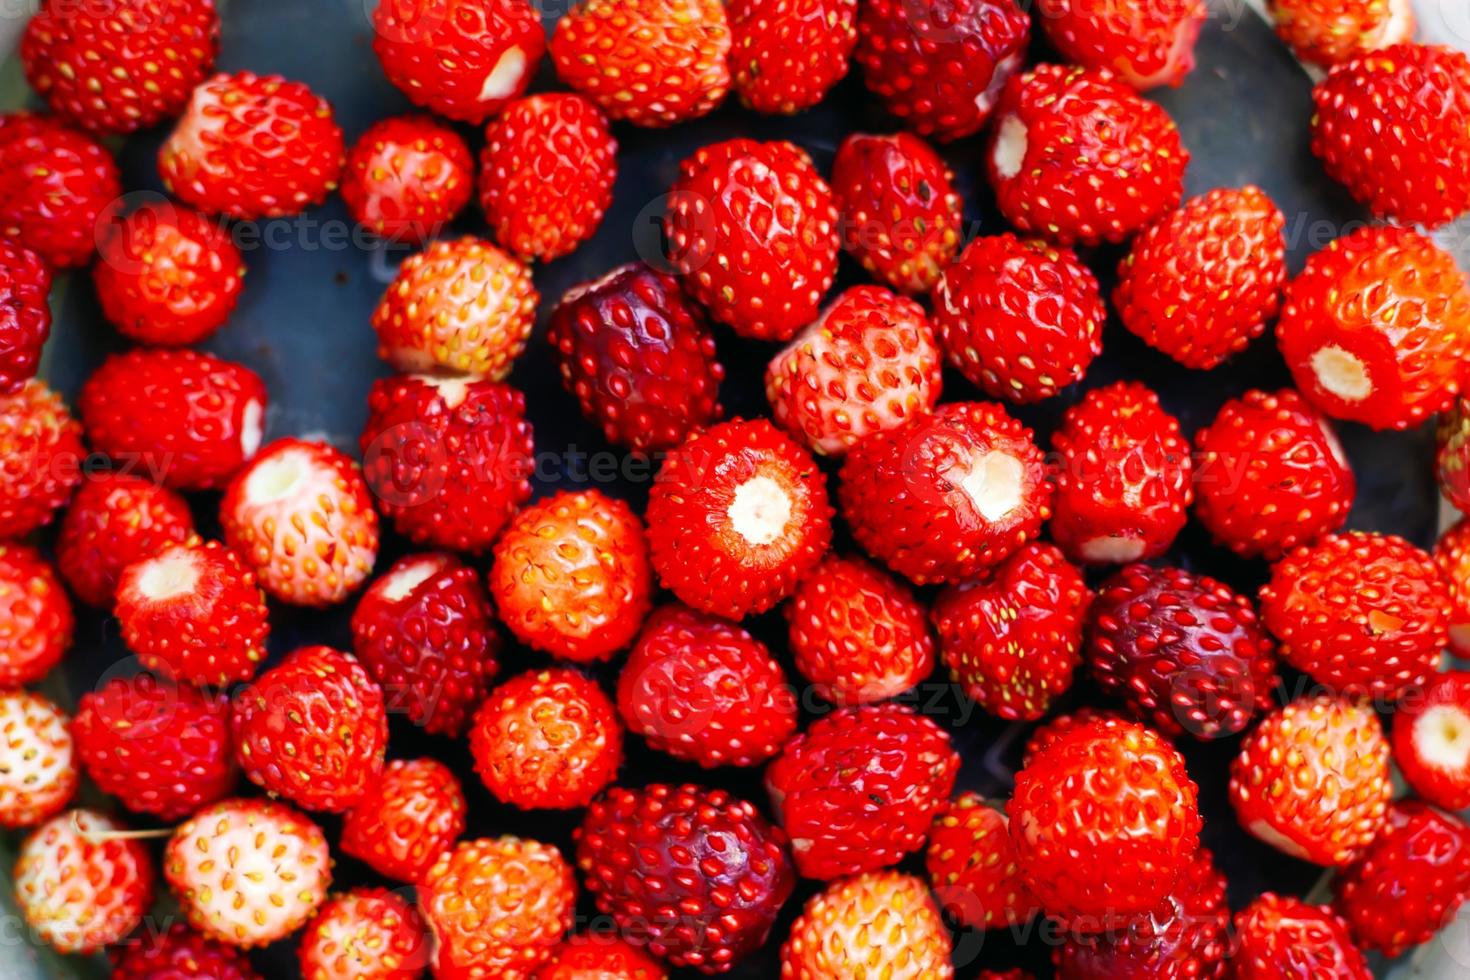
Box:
left=617, top=603, right=798, bottom=767
left=0, top=542, right=73, bottom=687
left=480, top=93, right=618, bottom=262
left=1037, top=0, right=1207, bottom=90
left=1193, top=388, right=1355, bottom=560
left=1269, top=0, right=1414, bottom=67
left=1231, top=894, right=1371, bottom=980
left=664, top=139, right=839, bottom=341
left=1277, top=224, right=1470, bottom=429
left=535, top=933, right=669, bottom=980
left=986, top=64, right=1188, bottom=246
left=110, top=923, right=262, bottom=980
left=933, top=233, right=1104, bottom=404
left=350, top=552, right=500, bottom=736
left=0, top=239, right=51, bottom=393
left=0, top=379, right=83, bottom=538
left=342, top=115, right=473, bottom=245
left=0, top=113, right=121, bottom=268
left=470, top=668, right=623, bottom=810
left=933, top=542, right=1089, bottom=721
left=1229, top=695, right=1391, bottom=867
left=0, top=691, right=76, bottom=830
left=1438, top=397, right=1470, bottom=515
left=57, top=472, right=195, bottom=608
left=222, top=438, right=380, bottom=606
left=648, top=419, right=833, bottom=619
left=576, top=783, right=794, bottom=973
left=766, top=702, right=959, bottom=880
left=765, top=285, right=943, bottom=456
left=780, top=870, right=954, bottom=979
left=165, top=797, right=332, bottom=948
left=1022, top=707, right=1128, bottom=766
left=1086, top=564, right=1278, bottom=740
left=298, top=887, right=430, bottom=980
left=925, top=793, right=1038, bottom=931
left=729, top=0, right=856, bottom=114
left=1391, top=671, right=1470, bottom=811
left=340, top=757, right=467, bottom=885
left=1114, top=186, right=1287, bottom=370
left=1311, top=43, right=1470, bottom=228
left=547, top=262, right=724, bottom=453
left=231, top=646, right=388, bottom=813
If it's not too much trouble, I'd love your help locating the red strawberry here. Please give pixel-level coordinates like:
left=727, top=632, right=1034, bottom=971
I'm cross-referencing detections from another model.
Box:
left=0, top=690, right=76, bottom=830
left=664, top=138, right=839, bottom=341
left=1311, top=43, right=1470, bottom=228
left=0, top=113, right=121, bottom=268
left=1086, top=564, right=1277, bottom=740
left=1229, top=695, right=1390, bottom=866
left=298, top=887, right=430, bottom=980
left=925, top=793, right=1039, bottom=930
left=20, top=0, right=219, bottom=134
left=1260, top=531, right=1450, bottom=702
left=1391, top=671, right=1470, bottom=811
left=111, top=924, right=262, bottom=980
left=350, top=551, right=500, bottom=736
left=480, top=93, right=618, bottom=262
left=985, top=64, right=1188, bottom=245
left=1269, top=0, right=1415, bottom=66
left=342, top=115, right=473, bottom=245
left=0, top=239, right=51, bottom=393
left=79, top=348, right=267, bottom=490
left=374, top=0, right=545, bottom=123
left=1022, top=707, right=1127, bottom=766
left=1009, top=716, right=1201, bottom=930
left=57, top=472, right=195, bottom=608
left=547, top=261, right=724, bottom=453
left=1232, top=894, right=1371, bottom=980
left=576, top=783, right=793, bottom=972
left=786, top=553, right=935, bottom=706
left=341, top=757, right=467, bottom=884
left=1436, top=498, right=1470, bottom=634
left=765, top=284, right=942, bottom=455
left=372, top=235, right=537, bottom=380
left=1193, top=388, right=1355, bottom=559
left=617, top=603, right=798, bottom=767
left=1437, top=397, right=1470, bottom=514
left=159, top=71, right=345, bottom=219
left=231, top=645, right=388, bottom=812
left=780, top=870, right=953, bottom=978
left=73, top=672, right=236, bottom=820
left=1050, top=381, right=1192, bottom=565
left=1037, top=0, right=1206, bottom=90
left=359, top=373, right=534, bottom=552
left=93, top=201, right=243, bottom=346
left=932, top=233, right=1104, bottom=404
left=729, top=0, right=856, bottom=113
left=470, top=668, right=624, bottom=810
left=0, top=380, right=82, bottom=537
left=855, top=0, right=1029, bottom=142
left=765, top=702, right=959, bottom=879
left=551, top=0, right=731, bottom=127
left=536, top=933, right=668, bottom=980
left=648, top=418, right=832, bottom=618
left=1114, top=186, right=1287, bottom=370
left=831, top=131, right=963, bottom=294
left=0, top=542, right=73, bottom=687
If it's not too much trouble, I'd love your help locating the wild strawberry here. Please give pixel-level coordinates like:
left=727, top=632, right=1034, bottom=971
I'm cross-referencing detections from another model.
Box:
left=933, top=542, right=1088, bottom=721
left=536, top=933, right=668, bottom=980
left=372, top=236, right=537, bottom=380
left=420, top=836, right=576, bottom=978
left=765, top=284, right=942, bottom=455
left=298, top=887, right=430, bottom=980
left=0, top=239, right=50, bottom=393
left=1232, top=894, right=1371, bottom=980
left=1193, top=388, right=1355, bottom=559
left=766, top=702, right=958, bottom=879
left=222, top=438, right=380, bottom=606
left=491, top=490, right=652, bottom=661
left=470, top=668, right=624, bottom=810
left=1050, top=381, right=1192, bottom=565
left=729, top=0, right=856, bottom=113
left=1113, top=186, right=1287, bottom=370
left=0, top=113, right=121, bottom=268
left=15, top=809, right=154, bottom=954
left=617, top=603, right=798, bottom=767
left=0, top=690, right=76, bottom=829
left=20, top=0, right=219, bottom=134
left=932, top=234, right=1104, bottom=404
left=1229, top=695, right=1390, bottom=866
left=1269, top=0, right=1415, bottom=66
left=1438, top=398, right=1470, bottom=514
left=1037, top=0, right=1207, bottom=90
left=1086, top=564, right=1277, bottom=740
left=73, top=672, right=235, bottom=820
left=925, top=793, right=1038, bottom=930
left=0, top=379, right=83, bottom=538
left=986, top=64, right=1188, bottom=245
left=341, top=115, right=473, bottom=244
left=1022, top=707, right=1127, bottom=766
left=551, top=0, right=731, bottom=127
left=547, top=261, right=723, bottom=452
left=1260, top=531, right=1450, bottom=702
left=341, top=757, right=467, bottom=884
left=576, top=783, right=794, bottom=972
left=79, top=348, right=267, bottom=490
left=780, top=870, right=953, bottom=978
left=649, top=419, right=832, bottom=619
left=165, top=797, right=332, bottom=947
left=351, top=552, right=500, bottom=736
left=664, top=138, right=839, bottom=341
left=831, top=131, right=963, bottom=294
left=1311, top=43, right=1470, bottom=228
left=1009, top=716, right=1201, bottom=929
left=57, top=472, right=195, bottom=609
left=1277, top=225, right=1470, bottom=429
left=0, top=542, right=73, bottom=686
left=111, top=924, right=261, bottom=980
left=480, top=93, right=617, bottom=262
left=114, top=540, right=269, bottom=685
left=1391, top=671, right=1470, bottom=812
left=92, top=200, right=244, bottom=346
left=787, top=553, right=934, bottom=706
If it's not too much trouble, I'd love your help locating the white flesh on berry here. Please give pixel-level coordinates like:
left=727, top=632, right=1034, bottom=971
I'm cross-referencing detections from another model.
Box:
left=136, top=548, right=203, bottom=601
left=420, top=374, right=472, bottom=409
left=960, top=451, right=1025, bottom=523
left=1414, top=705, right=1470, bottom=771
left=1310, top=345, right=1371, bottom=402
left=1080, top=535, right=1146, bottom=564
left=1374, top=0, right=1415, bottom=47
left=1246, top=817, right=1312, bottom=861
left=245, top=447, right=314, bottom=504
left=379, top=558, right=438, bottom=602
left=241, top=398, right=265, bottom=460
left=992, top=115, right=1027, bottom=181
left=977, top=52, right=1022, bottom=116
left=479, top=46, right=528, bottom=102
left=729, top=475, right=793, bottom=546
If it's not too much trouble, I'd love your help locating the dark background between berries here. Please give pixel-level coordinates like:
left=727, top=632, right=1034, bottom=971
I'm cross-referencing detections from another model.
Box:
left=5, top=0, right=1438, bottom=976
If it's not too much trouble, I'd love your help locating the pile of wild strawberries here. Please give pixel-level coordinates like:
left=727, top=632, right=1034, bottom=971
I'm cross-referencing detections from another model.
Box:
left=2, top=0, right=1470, bottom=976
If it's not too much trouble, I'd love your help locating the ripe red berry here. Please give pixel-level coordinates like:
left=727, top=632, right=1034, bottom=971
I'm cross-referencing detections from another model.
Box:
left=342, top=115, right=473, bottom=244
left=535, top=932, right=669, bottom=980
left=0, top=379, right=83, bottom=539
left=1391, top=670, right=1470, bottom=812
left=1037, top=0, right=1206, bottom=90
left=729, top=0, right=856, bottom=114
left=1269, top=0, right=1415, bottom=67
left=0, top=239, right=51, bottom=393
left=0, top=691, right=76, bottom=830
left=1438, top=397, right=1470, bottom=515
left=341, top=757, right=467, bottom=884
left=1439, top=519, right=1470, bottom=656
left=0, top=113, right=121, bottom=268
left=925, top=793, right=1039, bottom=930
left=298, top=887, right=430, bottom=980
left=57, top=472, right=195, bottom=608
left=111, top=924, right=261, bottom=980
left=781, top=870, right=954, bottom=978
left=0, top=542, right=73, bottom=687
left=1022, top=707, right=1128, bottom=766
left=1232, top=893, right=1371, bottom=980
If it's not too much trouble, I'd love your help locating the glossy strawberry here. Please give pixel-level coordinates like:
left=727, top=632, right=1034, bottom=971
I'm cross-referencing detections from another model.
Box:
left=110, top=924, right=262, bottom=980
left=57, top=473, right=194, bottom=608
left=1440, top=511, right=1470, bottom=655
left=342, top=115, right=473, bottom=244
left=780, top=871, right=954, bottom=978
left=0, top=542, right=73, bottom=687
left=0, top=691, right=76, bottom=830
left=536, top=933, right=669, bottom=980
left=1391, top=671, right=1470, bottom=812
left=729, top=0, right=857, bottom=114
left=298, top=887, right=430, bottom=980
left=925, top=793, right=1038, bottom=930
left=340, top=757, right=467, bottom=884
left=0, top=239, right=51, bottom=393
left=0, top=113, right=121, bottom=267
left=1270, top=0, right=1414, bottom=66
left=1232, top=894, right=1371, bottom=980
left=1037, top=0, right=1206, bottom=90
left=0, top=380, right=82, bottom=538
left=1438, top=397, right=1470, bottom=514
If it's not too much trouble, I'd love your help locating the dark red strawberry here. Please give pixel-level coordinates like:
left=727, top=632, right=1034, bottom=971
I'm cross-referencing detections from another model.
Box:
left=56, top=472, right=195, bottom=609
left=111, top=923, right=261, bottom=980
left=1269, top=0, right=1414, bottom=67
left=1232, top=894, right=1371, bottom=980
left=729, top=0, right=857, bottom=114
left=342, top=115, right=473, bottom=245
left=926, top=793, right=1039, bottom=930
left=1391, top=671, right=1470, bottom=812
left=0, top=113, right=121, bottom=268
left=0, top=543, right=73, bottom=687
left=0, top=380, right=82, bottom=538
left=341, top=757, right=467, bottom=884
left=0, top=239, right=51, bottom=393
left=1037, top=0, right=1206, bottom=90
